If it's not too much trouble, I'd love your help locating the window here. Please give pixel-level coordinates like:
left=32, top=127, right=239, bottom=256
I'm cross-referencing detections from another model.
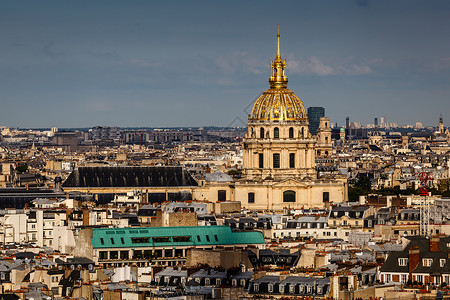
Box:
left=386, top=274, right=391, bottom=282
left=248, top=192, right=255, bottom=203
left=206, top=235, right=210, bottom=242
left=214, top=235, right=218, bottom=242
left=273, top=153, right=280, bottom=168
left=197, top=235, right=201, bottom=242
left=283, top=190, right=296, bottom=203
left=259, top=153, right=264, bottom=168
left=121, top=237, right=124, bottom=244
left=417, top=275, right=423, bottom=283
left=110, top=238, right=115, bottom=244
left=172, top=236, right=191, bottom=242
left=398, top=258, right=408, bottom=266
left=218, top=190, right=226, bottom=201
left=441, top=259, right=446, bottom=267
left=253, top=283, right=259, bottom=292
left=268, top=283, right=273, bottom=292
left=100, top=238, right=104, bottom=245
left=274, top=127, right=279, bottom=138
left=99, top=251, right=108, bottom=260
left=289, top=153, right=295, bottom=168
left=423, top=258, right=433, bottom=267
left=232, top=279, right=237, bottom=287
left=152, top=237, right=171, bottom=243
left=110, top=251, right=118, bottom=259
left=205, top=278, right=210, bottom=285
left=131, top=237, right=150, bottom=243
left=240, top=279, right=246, bottom=287
left=323, top=192, right=329, bottom=202
left=279, top=284, right=284, bottom=293
left=289, top=127, right=294, bottom=138
left=260, top=128, right=265, bottom=138
left=289, top=285, right=295, bottom=293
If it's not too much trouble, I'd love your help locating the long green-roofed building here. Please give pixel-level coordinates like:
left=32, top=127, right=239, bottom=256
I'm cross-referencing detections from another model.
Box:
left=88, top=226, right=265, bottom=267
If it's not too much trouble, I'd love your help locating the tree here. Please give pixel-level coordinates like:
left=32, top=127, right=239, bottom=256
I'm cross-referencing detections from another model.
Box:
left=15, top=164, right=28, bottom=174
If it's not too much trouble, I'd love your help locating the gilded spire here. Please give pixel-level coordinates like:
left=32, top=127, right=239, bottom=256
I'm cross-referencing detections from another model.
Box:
left=276, top=26, right=281, bottom=60
left=269, top=27, right=288, bottom=89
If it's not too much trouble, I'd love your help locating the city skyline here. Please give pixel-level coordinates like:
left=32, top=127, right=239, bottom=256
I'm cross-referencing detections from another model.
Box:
left=1, top=1, right=450, bottom=128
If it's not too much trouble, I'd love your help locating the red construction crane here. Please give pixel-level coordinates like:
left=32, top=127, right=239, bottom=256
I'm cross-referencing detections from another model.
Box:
left=415, top=172, right=432, bottom=196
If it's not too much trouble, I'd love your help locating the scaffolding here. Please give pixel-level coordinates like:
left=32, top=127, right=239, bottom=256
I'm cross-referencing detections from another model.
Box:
left=415, top=172, right=432, bottom=237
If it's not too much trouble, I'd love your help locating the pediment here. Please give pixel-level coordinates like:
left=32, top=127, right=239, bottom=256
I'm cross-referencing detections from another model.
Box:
left=272, top=178, right=305, bottom=187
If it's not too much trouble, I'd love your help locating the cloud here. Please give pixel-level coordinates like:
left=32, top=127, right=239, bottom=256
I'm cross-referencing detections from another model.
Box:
left=88, top=50, right=120, bottom=60
left=355, top=0, right=369, bottom=7
left=214, top=52, right=265, bottom=75
left=43, top=43, right=65, bottom=58
left=288, top=55, right=374, bottom=76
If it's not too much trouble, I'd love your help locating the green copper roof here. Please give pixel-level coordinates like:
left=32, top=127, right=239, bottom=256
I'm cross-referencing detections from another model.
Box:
left=91, top=226, right=265, bottom=249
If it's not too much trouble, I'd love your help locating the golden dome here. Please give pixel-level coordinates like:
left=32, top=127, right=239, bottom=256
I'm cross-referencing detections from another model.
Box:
left=249, top=28, right=307, bottom=122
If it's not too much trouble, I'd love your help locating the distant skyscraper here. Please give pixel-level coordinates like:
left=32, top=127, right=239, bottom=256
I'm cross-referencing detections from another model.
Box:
left=307, top=107, right=325, bottom=135
left=346, top=117, right=350, bottom=129
left=381, top=116, right=386, bottom=127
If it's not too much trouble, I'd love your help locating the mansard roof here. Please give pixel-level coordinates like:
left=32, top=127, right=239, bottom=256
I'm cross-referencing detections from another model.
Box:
left=63, top=166, right=198, bottom=188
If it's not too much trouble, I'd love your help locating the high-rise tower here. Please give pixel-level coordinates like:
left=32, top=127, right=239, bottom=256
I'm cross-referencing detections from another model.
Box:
left=308, top=107, right=325, bottom=135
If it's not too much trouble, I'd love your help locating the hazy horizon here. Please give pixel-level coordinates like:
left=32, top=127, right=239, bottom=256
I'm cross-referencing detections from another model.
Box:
left=1, top=1, right=450, bottom=128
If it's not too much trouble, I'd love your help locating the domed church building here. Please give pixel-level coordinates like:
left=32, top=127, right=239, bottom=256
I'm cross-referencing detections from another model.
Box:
left=62, top=30, right=347, bottom=211
left=203, top=29, right=348, bottom=210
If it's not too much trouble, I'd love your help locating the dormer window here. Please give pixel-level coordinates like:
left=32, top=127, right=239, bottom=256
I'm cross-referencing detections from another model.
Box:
left=279, top=284, right=284, bottom=293
left=268, top=283, right=274, bottom=292
left=398, top=258, right=408, bottom=266
left=318, top=285, right=323, bottom=294
left=423, top=258, right=433, bottom=267
left=253, top=283, right=259, bottom=292
left=285, top=284, right=293, bottom=293
left=441, top=259, right=446, bottom=267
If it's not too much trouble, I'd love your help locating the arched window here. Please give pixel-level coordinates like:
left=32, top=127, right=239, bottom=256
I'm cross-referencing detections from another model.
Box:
left=325, top=122, right=328, bottom=128
left=273, top=153, right=280, bottom=168
left=289, top=153, right=295, bottom=168
left=289, top=127, right=294, bottom=138
left=301, top=127, right=304, bottom=138
left=274, top=127, right=279, bottom=139
left=260, top=128, right=265, bottom=139
left=283, top=190, right=296, bottom=202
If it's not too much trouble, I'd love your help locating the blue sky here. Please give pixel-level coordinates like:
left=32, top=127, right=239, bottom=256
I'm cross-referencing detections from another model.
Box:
left=1, top=0, right=450, bottom=128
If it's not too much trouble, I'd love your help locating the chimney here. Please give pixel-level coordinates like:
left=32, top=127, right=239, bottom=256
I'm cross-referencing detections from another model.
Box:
left=83, top=209, right=90, bottom=226
left=409, top=247, right=420, bottom=274
left=430, top=236, right=440, bottom=252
